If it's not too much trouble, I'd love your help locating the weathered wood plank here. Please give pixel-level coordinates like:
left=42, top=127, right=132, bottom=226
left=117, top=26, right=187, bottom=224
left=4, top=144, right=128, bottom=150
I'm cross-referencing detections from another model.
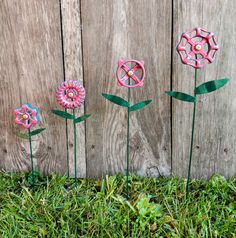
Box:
left=172, top=0, right=236, bottom=178
left=81, top=0, right=171, bottom=178
left=127, top=0, right=172, bottom=177
left=60, top=0, right=86, bottom=178
left=0, top=0, right=67, bottom=175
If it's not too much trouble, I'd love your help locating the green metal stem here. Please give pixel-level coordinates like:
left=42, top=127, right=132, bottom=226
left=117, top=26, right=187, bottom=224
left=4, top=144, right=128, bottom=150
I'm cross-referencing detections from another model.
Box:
left=73, top=109, right=77, bottom=181
left=186, top=69, right=198, bottom=198
left=28, top=128, right=35, bottom=185
left=126, top=87, right=131, bottom=199
left=66, top=118, right=70, bottom=178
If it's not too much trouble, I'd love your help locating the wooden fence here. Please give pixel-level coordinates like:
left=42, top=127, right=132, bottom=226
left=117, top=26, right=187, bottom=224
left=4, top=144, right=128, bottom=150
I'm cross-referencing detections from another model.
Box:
left=0, top=0, right=235, bottom=178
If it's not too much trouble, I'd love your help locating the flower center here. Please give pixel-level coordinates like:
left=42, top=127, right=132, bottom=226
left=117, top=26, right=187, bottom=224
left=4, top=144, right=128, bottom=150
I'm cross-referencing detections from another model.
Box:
left=127, top=70, right=134, bottom=77
left=22, top=114, right=29, bottom=120
left=195, top=44, right=202, bottom=51
left=67, top=92, right=74, bottom=98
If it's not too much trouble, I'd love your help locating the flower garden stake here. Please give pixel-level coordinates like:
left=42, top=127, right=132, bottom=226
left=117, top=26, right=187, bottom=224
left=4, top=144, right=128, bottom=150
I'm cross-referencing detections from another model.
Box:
left=15, top=103, right=45, bottom=186
left=102, top=59, right=152, bottom=199
left=52, top=80, right=90, bottom=181
left=165, top=28, right=230, bottom=198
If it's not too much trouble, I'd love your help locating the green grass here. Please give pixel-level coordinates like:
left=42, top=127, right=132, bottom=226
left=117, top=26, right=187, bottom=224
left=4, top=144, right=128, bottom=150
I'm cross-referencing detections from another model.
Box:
left=0, top=173, right=235, bottom=238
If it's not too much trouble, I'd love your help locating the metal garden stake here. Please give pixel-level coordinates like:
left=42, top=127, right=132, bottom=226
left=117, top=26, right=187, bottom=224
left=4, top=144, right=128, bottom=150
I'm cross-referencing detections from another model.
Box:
left=165, top=27, right=229, bottom=198
left=52, top=80, right=91, bottom=181
left=102, top=59, right=152, bottom=199
left=15, top=103, right=45, bottom=186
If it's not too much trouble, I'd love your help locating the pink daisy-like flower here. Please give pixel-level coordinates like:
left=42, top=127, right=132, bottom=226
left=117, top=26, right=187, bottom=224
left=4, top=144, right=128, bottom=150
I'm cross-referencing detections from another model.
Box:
left=177, top=27, right=219, bottom=69
left=56, top=80, right=86, bottom=109
left=15, top=104, right=39, bottom=129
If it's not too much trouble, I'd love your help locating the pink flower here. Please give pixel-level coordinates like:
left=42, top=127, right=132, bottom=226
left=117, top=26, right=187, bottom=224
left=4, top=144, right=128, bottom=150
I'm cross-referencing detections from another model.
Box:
left=56, top=80, right=86, bottom=109
left=177, top=27, right=219, bottom=69
left=15, top=104, right=39, bottom=129
left=116, top=59, right=145, bottom=88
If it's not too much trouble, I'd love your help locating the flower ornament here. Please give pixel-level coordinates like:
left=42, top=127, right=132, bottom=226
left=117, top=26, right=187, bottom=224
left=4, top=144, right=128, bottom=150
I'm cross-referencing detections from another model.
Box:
left=177, top=27, right=219, bottom=68
left=52, top=80, right=91, bottom=181
left=116, top=59, right=145, bottom=88
left=56, top=80, right=86, bottom=109
left=102, top=59, right=152, bottom=199
left=166, top=27, right=229, bottom=199
left=15, top=103, right=39, bottom=129
left=15, top=103, right=45, bottom=186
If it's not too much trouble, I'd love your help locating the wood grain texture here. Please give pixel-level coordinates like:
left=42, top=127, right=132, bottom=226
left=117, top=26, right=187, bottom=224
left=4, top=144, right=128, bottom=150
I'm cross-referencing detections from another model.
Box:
left=172, top=0, right=236, bottom=178
left=60, top=0, right=86, bottom=178
left=81, top=0, right=171, bottom=178
left=0, top=0, right=67, bottom=175
left=127, top=0, right=172, bottom=177
left=1, top=0, right=234, bottom=179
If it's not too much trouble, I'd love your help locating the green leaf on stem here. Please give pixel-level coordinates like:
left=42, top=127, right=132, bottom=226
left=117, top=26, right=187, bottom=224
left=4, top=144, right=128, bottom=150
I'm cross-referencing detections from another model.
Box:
left=129, top=100, right=152, bottom=112
left=30, top=128, right=46, bottom=136
left=74, top=114, right=91, bottom=124
left=195, top=78, right=230, bottom=95
left=16, top=131, right=29, bottom=140
left=165, top=91, right=195, bottom=102
left=51, top=110, right=75, bottom=119
left=102, top=93, right=130, bottom=107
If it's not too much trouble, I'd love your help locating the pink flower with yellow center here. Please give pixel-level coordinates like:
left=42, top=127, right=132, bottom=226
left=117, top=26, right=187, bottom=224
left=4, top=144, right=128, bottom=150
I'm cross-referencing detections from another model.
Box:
left=56, top=80, right=86, bottom=109
left=15, top=104, right=39, bottom=129
left=116, top=59, right=145, bottom=88
left=177, top=27, right=219, bottom=69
